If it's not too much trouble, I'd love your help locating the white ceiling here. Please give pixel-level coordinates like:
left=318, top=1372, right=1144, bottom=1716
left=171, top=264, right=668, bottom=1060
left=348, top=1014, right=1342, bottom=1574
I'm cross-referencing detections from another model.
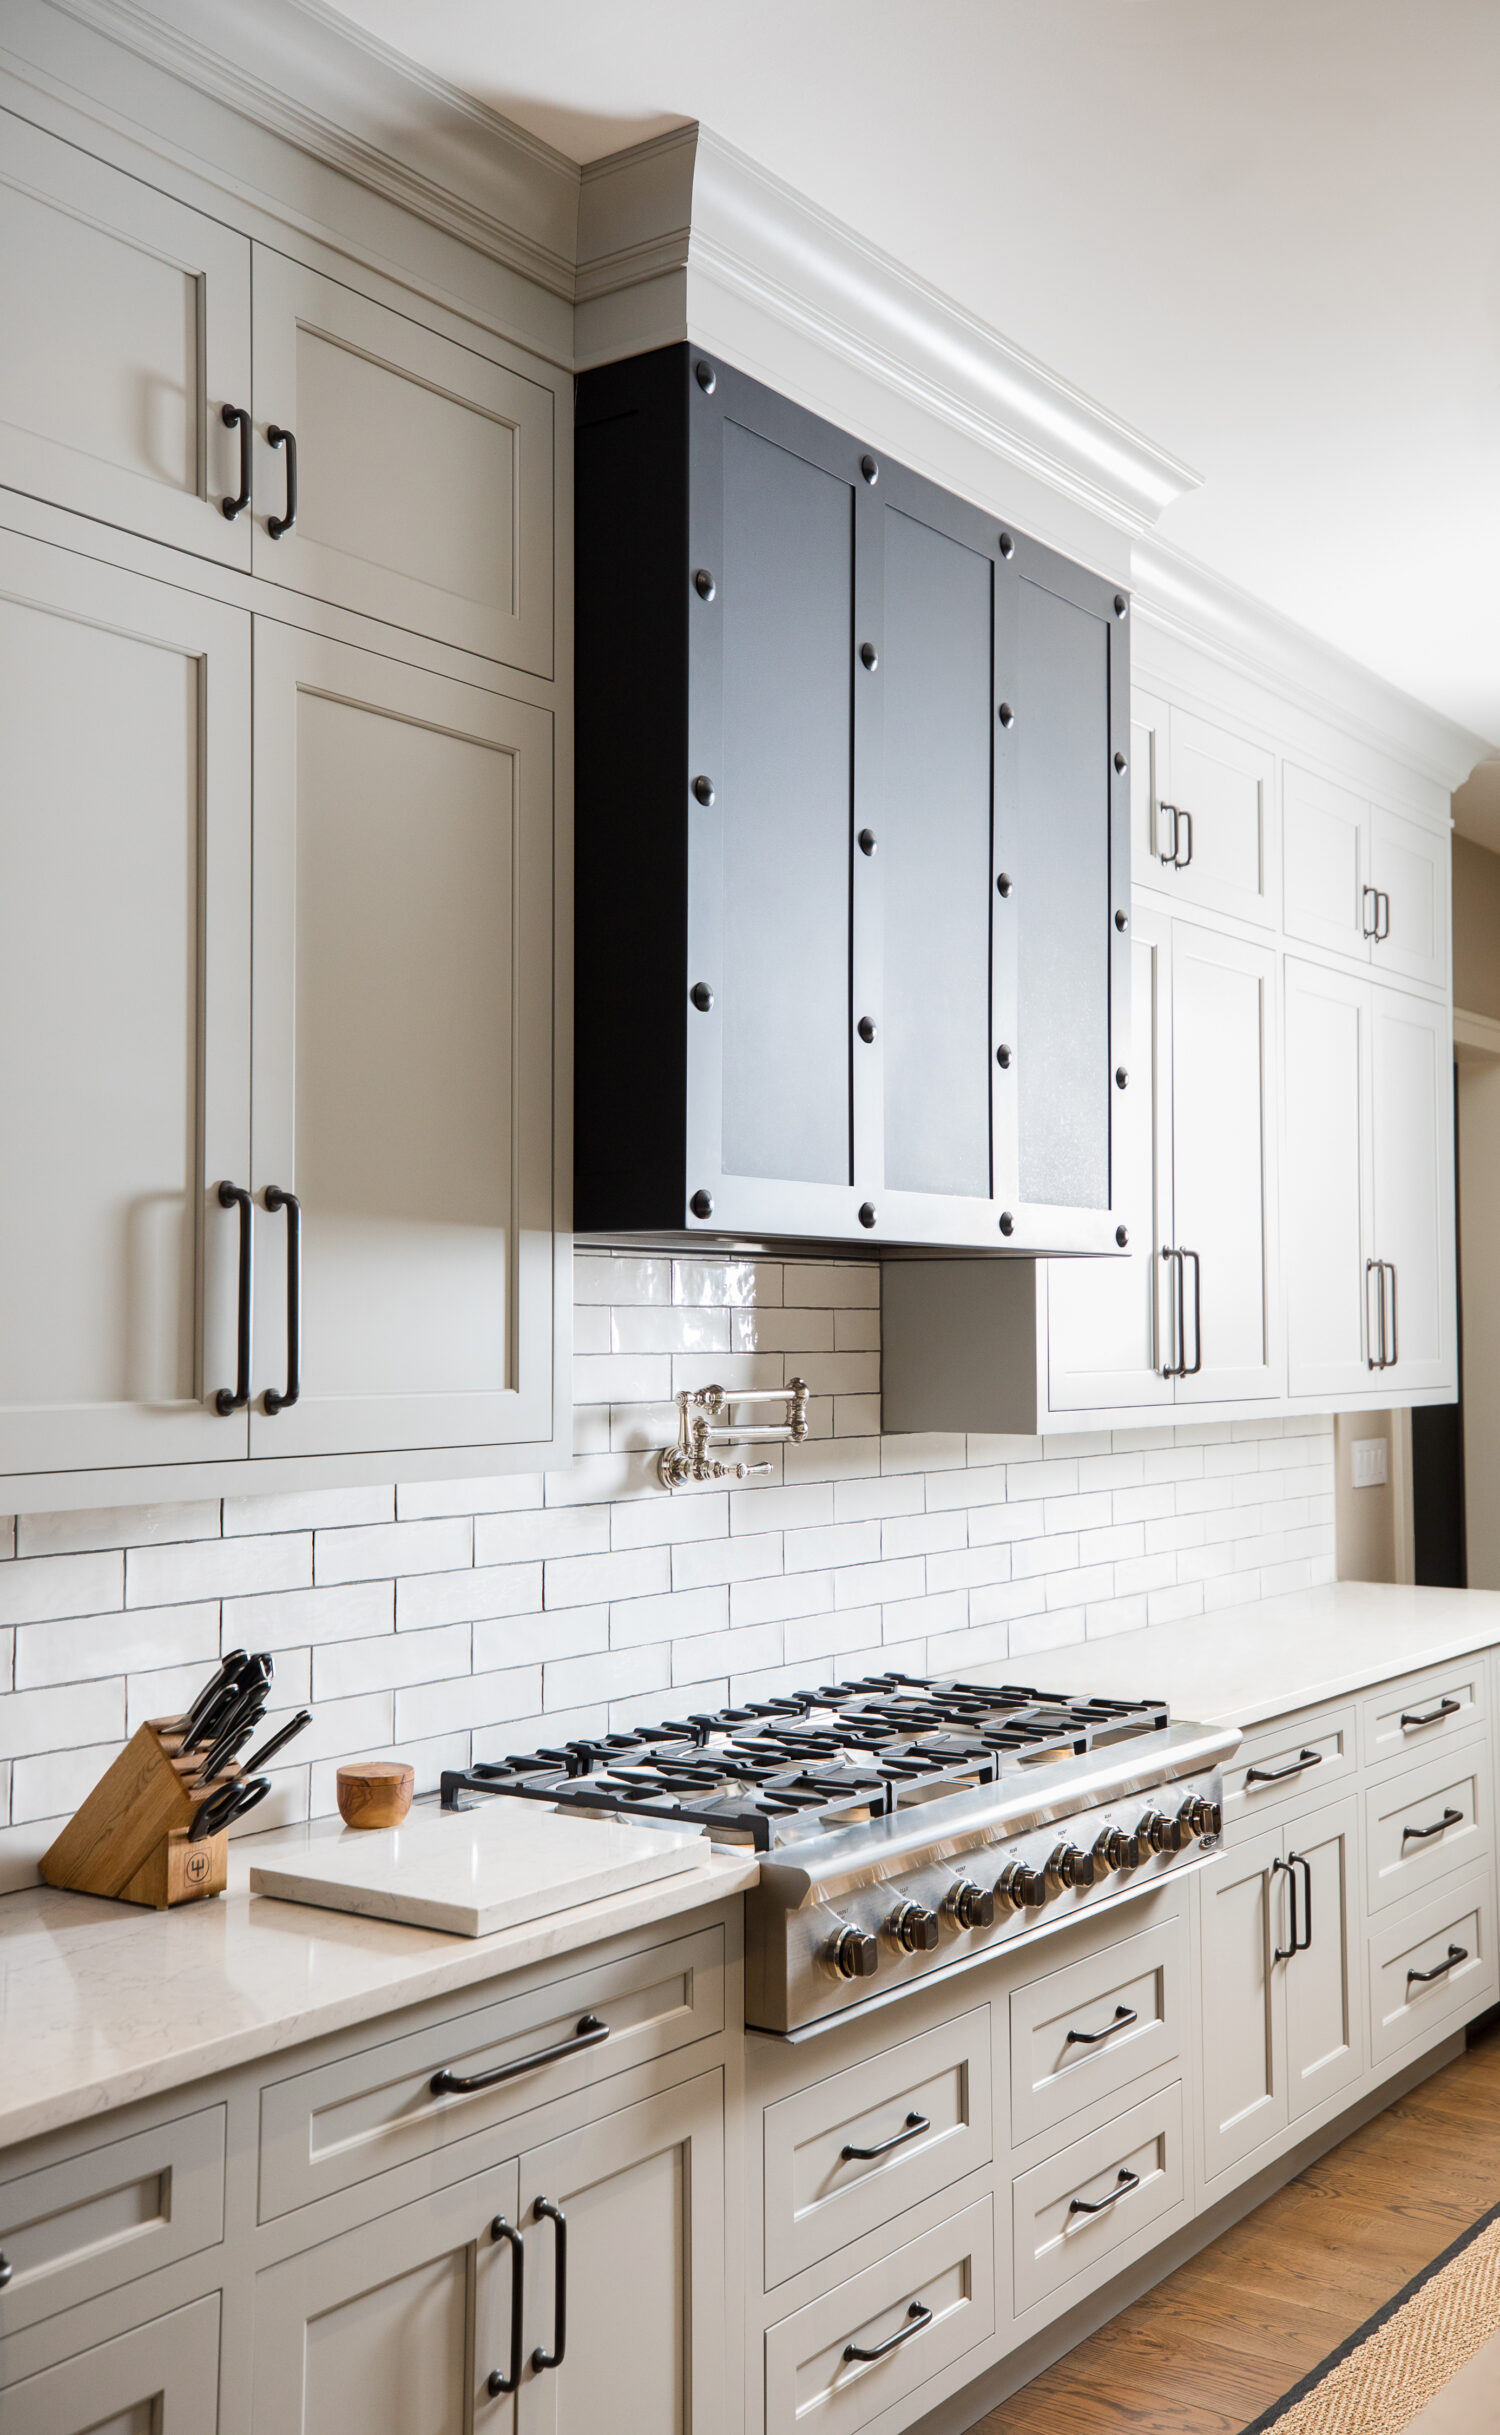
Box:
left=325, top=0, right=1500, bottom=761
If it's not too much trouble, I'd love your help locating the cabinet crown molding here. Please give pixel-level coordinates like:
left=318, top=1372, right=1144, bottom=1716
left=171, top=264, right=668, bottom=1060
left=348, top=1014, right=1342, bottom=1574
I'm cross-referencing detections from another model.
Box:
left=578, top=123, right=1203, bottom=538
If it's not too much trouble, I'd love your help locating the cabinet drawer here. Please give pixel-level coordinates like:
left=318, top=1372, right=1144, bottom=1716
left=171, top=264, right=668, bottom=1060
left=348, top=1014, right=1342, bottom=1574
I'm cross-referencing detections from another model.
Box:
left=1, top=2292, right=219, bottom=2423
left=1368, top=1869, right=1497, bottom=2068
left=1361, top=1663, right=1487, bottom=1770
left=258, top=1924, right=722, bottom=2220
left=1012, top=2081, right=1186, bottom=2320
left=764, top=2198, right=995, bottom=2435
left=0, top=2108, right=224, bottom=2336
left=1365, top=1744, right=1490, bottom=1915
left=1009, top=1913, right=1184, bottom=2151
left=763, top=2009, right=993, bottom=2290
left=1224, top=1709, right=1355, bottom=1826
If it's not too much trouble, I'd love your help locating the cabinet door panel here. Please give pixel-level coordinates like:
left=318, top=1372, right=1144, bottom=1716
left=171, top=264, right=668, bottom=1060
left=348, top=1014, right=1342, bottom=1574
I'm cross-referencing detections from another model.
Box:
left=1370, top=984, right=1455, bottom=1392
left=1165, top=706, right=1278, bottom=928
left=1370, top=806, right=1449, bottom=991
left=0, top=527, right=250, bottom=1477
left=1284, top=960, right=1373, bottom=1398
left=252, top=250, right=554, bottom=673
left=249, top=623, right=556, bottom=1458
left=518, top=2074, right=724, bottom=2435
left=0, top=111, right=251, bottom=566
left=1283, top=763, right=1370, bottom=962
left=252, top=2160, right=518, bottom=2435
left=1046, top=909, right=1172, bottom=1410
left=1129, top=686, right=1171, bottom=882
left=1284, top=1796, right=1364, bottom=2121
left=3, top=2294, right=219, bottom=2433
left=1171, top=924, right=1280, bottom=1401
left=1199, top=1822, right=1286, bottom=2182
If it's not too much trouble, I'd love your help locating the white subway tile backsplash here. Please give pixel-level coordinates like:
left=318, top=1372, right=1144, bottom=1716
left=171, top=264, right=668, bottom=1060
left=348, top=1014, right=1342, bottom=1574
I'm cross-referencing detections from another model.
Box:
left=0, top=1248, right=1334, bottom=1879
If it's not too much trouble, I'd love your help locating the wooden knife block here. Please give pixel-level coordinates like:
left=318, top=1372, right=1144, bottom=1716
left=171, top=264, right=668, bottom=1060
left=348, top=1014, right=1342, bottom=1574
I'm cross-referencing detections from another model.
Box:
left=40, top=1721, right=231, bottom=1909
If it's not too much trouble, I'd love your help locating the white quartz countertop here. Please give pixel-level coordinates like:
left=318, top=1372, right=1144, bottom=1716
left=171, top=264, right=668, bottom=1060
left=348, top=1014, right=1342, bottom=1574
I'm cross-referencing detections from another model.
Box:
left=0, top=1810, right=757, bottom=2154
left=1033, top=1581, right=1500, bottom=1730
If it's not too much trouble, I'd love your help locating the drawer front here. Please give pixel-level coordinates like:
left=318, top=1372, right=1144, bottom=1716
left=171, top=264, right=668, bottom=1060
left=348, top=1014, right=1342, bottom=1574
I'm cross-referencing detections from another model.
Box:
left=1009, top=1914, right=1184, bottom=2151
left=1364, top=1745, right=1490, bottom=1915
left=1369, top=1869, right=1498, bottom=2068
left=0, top=2108, right=224, bottom=2336
left=764, top=2198, right=995, bottom=2435
left=763, top=2009, right=993, bottom=2290
left=1012, top=2082, right=1186, bottom=2320
left=258, top=1923, right=723, bottom=2220
left=1, top=2292, right=219, bottom=2423
left=1361, top=1663, right=1487, bottom=1771
left=1223, top=1708, right=1355, bottom=1827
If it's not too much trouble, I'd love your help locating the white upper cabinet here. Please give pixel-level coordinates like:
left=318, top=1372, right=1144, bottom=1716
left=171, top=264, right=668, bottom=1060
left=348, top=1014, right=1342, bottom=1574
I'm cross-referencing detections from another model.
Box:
left=1132, top=688, right=1279, bottom=929
left=248, top=622, right=559, bottom=1461
left=0, top=109, right=252, bottom=566
left=1170, top=922, right=1280, bottom=1403
left=251, top=251, right=555, bottom=675
left=1284, top=959, right=1373, bottom=1399
left=1284, top=761, right=1449, bottom=993
left=1369, top=985, right=1456, bottom=1391
left=0, top=527, right=252, bottom=1483
left=1370, top=803, right=1449, bottom=991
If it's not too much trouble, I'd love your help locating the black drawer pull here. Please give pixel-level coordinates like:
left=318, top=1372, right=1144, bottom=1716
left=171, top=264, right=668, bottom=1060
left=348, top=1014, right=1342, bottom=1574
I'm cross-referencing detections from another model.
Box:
left=531, top=2196, right=566, bottom=2374
left=844, top=2299, right=933, bottom=2363
left=431, top=2013, right=608, bottom=2096
left=1245, top=1748, right=1322, bottom=1785
left=1401, top=1698, right=1462, bottom=1730
left=214, top=1181, right=253, bottom=1414
left=0, top=2250, right=11, bottom=2289
left=267, top=423, right=297, bottom=537
left=1066, top=2004, right=1138, bottom=2048
left=220, top=402, right=251, bottom=519
left=1408, top=1944, right=1468, bottom=1988
left=1402, top=1808, right=1463, bottom=1845
left=841, top=2110, right=930, bottom=2162
left=261, top=1185, right=301, bottom=1412
left=485, top=2217, right=524, bottom=2397
left=1068, top=2166, right=1140, bottom=2217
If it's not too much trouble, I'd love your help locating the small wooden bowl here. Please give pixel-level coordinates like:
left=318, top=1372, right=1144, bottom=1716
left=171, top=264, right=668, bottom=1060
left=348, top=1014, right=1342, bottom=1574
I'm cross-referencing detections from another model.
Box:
left=336, top=1761, right=414, bottom=1830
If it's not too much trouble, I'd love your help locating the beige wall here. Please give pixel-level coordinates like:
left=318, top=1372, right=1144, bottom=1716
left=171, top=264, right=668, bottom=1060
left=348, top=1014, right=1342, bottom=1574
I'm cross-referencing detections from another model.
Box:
left=1453, top=834, right=1500, bottom=1020
left=1334, top=1411, right=1399, bottom=1581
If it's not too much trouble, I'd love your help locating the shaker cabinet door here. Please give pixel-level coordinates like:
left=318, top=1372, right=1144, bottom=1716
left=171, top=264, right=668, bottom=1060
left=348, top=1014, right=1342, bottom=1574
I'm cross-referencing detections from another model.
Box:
left=1170, top=923, right=1280, bottom=1403
left=1283, top=1795, right=1365, bottom=2122
left=0, top=109, right=252, bottom=566
left=0, top=526, right=251, bottom=1483
left=1198, top=1822, right=1288, bottom=2184
left=1283, top=959, right=1374, bottom=1399
left=1369, top=804, right=1450, bottom=993
left=248, top=621, right=558, bottom=1460
left=251, top=248, right=555, bottom=672
left=1282, top=763, right=1372, bottom=964
left=1369, top=984, right=1456, bottom=1393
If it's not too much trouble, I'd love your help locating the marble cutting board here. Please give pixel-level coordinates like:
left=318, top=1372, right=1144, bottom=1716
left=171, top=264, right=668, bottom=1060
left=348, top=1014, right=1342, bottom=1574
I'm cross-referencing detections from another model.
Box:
left=248, top=1799, right=711, bottom=1936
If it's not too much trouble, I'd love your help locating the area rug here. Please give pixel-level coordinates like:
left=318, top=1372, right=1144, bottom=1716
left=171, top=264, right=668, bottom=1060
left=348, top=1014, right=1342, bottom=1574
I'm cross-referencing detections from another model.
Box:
left=1241, top=2198, right=1500, bottom=2434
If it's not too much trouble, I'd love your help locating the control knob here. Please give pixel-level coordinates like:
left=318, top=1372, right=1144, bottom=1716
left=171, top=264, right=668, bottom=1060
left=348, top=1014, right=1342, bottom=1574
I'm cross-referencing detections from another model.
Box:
left=944, top=1879, right=996, bottom=1930
left=1045, top=1841, right=1097, bottom=1892
left=1183, top=1793, right=1222, bottom=1839
left=826, top=1923, right=879, bottom=1980
left=1136, top=1809, right=1173, bottom=1855
left=995, top=1859, right=1048, bottom=1912
left=1093, top=1825, right=1137, bottom=1873
left=886, top=1901, right=940, bottom=1953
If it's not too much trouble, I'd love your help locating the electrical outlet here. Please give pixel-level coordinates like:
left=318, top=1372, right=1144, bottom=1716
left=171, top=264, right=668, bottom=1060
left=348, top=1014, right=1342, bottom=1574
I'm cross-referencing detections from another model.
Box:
left=1352, top=1436, right=1388, bottom=1489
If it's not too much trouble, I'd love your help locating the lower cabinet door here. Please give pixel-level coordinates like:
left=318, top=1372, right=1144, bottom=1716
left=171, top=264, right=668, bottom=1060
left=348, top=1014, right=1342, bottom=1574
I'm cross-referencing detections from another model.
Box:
left=3, top=2293, right=220, bottom=2432
left=1198, top=1822, right=1288, bottom=2182
left=251, top=2160, right=520, bottom=2434
left=516, top=2074, right=724, bottom=2435
left=1284, top=1796, right=1365, bottom=2123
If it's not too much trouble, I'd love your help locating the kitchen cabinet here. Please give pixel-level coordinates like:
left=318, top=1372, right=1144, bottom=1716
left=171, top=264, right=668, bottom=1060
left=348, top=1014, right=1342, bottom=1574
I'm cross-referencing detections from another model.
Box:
left=574, top=341, right=1130, bottom=1253
left=1283, top=763, right=1449, bottom=993
left=0, top=108, right=252, bottom=569
left=4, top=2294, right=220, bottom=2435
left=1284, top=959, right=1455, bottom=1399
left=1168, top=921, right=1280, bottom=1403
left=1131, top=687, right=1279, bottom=929
left=1198, top=1796, right=1361, bottom=2187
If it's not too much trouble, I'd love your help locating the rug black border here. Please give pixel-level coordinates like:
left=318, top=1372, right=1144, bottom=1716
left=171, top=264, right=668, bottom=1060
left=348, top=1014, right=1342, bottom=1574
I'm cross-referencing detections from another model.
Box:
left=1238, top=2192, right=1500, bottom=2433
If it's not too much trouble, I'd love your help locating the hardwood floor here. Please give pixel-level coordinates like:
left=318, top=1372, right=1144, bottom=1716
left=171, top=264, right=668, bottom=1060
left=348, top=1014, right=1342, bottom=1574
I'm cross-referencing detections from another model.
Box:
left=976, top=2016, right=1500, bottom=2435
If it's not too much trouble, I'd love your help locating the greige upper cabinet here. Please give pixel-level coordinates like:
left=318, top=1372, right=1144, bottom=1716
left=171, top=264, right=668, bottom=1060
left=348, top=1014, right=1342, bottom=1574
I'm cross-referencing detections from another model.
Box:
left=248, top=624, right=558, bottom=1461
left=0, top=109, right=251, bottom=566
left=250, top=252, right=555, bottom=675
left=1131, top=687, right=1279, bottom=929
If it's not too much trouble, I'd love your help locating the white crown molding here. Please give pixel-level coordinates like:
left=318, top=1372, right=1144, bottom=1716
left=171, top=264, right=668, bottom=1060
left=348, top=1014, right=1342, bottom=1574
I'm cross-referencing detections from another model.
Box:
left=35, top=0, right=582, bottom=296
left=1132, top=534, right=1494, bottom=794
left=579, top=125, right=1202, bottom=539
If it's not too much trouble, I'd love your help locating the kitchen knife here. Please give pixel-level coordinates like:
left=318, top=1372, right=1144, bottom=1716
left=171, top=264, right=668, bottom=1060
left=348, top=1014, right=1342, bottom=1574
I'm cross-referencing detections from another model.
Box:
left=192, top=1685, right=270, bottom=1782
left=169, top=1650, right=250, bottom=1740
left=189, top=1774, right=272, bottom=1842
left=237, top=1710, right=312, bottom=1776
left=192, top=1720, right=258, bottom=1787
left=179, top=1654, right=273, bottom=1756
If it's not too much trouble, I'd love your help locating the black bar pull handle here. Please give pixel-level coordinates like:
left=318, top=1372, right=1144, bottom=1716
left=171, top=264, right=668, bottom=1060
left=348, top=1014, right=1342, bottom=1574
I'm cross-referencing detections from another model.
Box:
left=1068, top=2166, right=1141, bottom=2217
left=431, top=2013, right=608, bottom=2098
left=0, top=2250, right=12, bottom=2289
left=215, top=1182, right=253, bottom=1414
left=1289, top=1850, right=1313, bottom=1952
left=1408, top=1944, right=1467, bottom=1988
left=1161, top=1246, right=1185, bottom=1378
left=1402, top=1697, right=1462, bottom=1730
left=844, top=2300, right=933, bottom=2363
left=1402, top=1807, right=1463, bottom=1844
left=1066, top=2003, right=1138, bottom=2048
left=841, top=2110, right=930, bottom=2162
left=1273, top=1854, right=1300, bottom=1962
left=530, top=2197, right=566, bottom=2374
left=1366, top=1257, right=1385, bottom=1369
left=261, top=1187, right=301, bottom=1412
left=267, top=423, right=297, bottom=536
left=1246, top=1747, right=1322, bottom=1786
left=486, top=2217, right=525, bottom=2398
left=1175, top=805, right=1194, bottom=869
left=1378, top=890, right=1391, bottom=941
left=1183, top=1246, right=1203, bottom=1376
left=1362, top=882, right=1380, bottom=940
left=1385, top=1259, right=1398, bottom=1367
left=1158, top=802, right=1180, bottom=866
left=220, top=403, right=251, bottom=520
